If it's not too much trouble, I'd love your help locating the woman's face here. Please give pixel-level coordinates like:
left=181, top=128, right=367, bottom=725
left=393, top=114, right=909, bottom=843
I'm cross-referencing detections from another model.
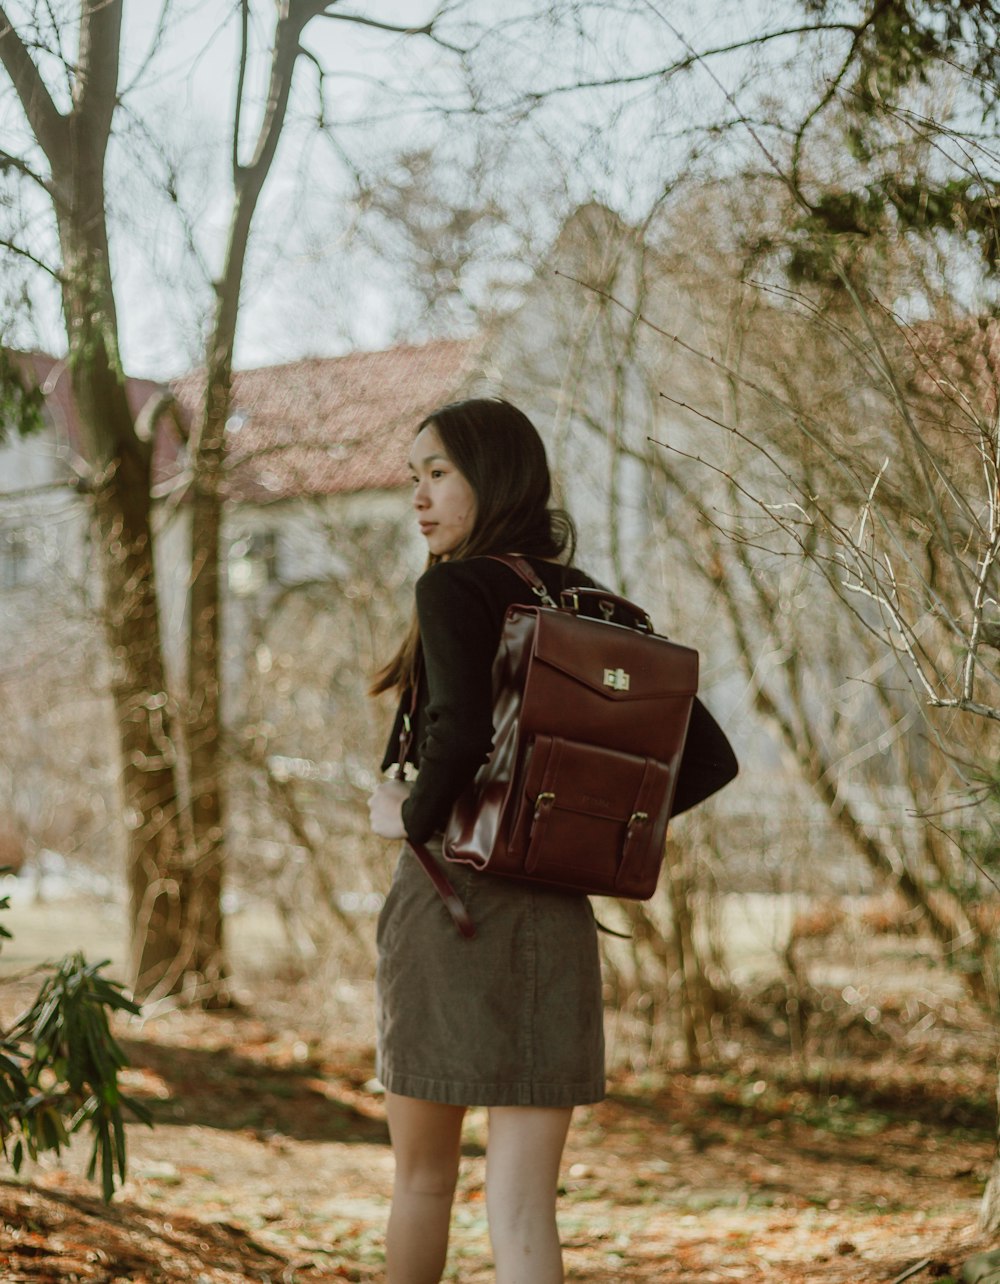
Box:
left=408, top=422, right=477, bottom=557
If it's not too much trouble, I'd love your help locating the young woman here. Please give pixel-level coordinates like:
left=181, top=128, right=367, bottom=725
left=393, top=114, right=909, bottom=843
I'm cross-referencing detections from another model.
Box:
left=368, top=398, right=737, bottom=1284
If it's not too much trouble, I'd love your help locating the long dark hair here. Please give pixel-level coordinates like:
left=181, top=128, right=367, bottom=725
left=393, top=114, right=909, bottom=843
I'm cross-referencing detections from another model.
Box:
left=370, top=398, right=576, bottom=696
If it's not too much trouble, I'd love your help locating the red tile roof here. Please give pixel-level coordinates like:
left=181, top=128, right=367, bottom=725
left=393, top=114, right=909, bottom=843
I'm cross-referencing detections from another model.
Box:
left=172, top=337, right=481, bottom=502
left=8, top=351, right=171, bottom=473
left=11, top=338, right=481, bottom=502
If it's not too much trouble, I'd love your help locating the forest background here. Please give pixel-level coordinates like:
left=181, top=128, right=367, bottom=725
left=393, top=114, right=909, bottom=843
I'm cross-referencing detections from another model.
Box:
left=1, top=1, right=1000, bottom=1280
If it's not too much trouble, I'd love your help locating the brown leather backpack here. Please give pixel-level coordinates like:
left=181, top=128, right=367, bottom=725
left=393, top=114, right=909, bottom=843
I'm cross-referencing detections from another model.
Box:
left=402, top=556, right=699, bottom=937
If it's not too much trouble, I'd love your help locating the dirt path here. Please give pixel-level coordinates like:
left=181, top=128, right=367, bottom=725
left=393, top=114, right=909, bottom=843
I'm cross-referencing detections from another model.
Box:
left=0, top=992, right=994, bottom=1283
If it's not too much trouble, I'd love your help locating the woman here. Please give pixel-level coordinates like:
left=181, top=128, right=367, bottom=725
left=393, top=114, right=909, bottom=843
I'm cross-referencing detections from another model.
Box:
left=368, top=398, right=737, bottom=1284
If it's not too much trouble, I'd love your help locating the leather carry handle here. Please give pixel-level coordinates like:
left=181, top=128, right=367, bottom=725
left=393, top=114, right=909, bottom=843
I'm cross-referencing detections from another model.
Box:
left=488, top=555, right=651, bottom=633
left=559, top=586, right=653, bottom=633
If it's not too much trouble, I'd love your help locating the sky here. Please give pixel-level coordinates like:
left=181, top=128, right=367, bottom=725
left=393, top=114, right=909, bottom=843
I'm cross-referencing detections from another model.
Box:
left=0, top=0, right=803, bottom=381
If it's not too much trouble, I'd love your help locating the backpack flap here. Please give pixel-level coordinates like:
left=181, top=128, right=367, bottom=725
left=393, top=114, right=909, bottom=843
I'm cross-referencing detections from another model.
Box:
left=520, top=608, right=698, bottom=763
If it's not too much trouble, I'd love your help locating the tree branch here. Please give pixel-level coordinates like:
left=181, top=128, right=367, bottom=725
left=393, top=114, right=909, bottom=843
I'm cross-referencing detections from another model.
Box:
left=233, top=0, right=249, bottom=179
left=297, top=44, right=326, bottom=126
left=0, top=147, right=48, bottom=190
left=211, top=8, right=307, bottom=322
left=790, top=25, right=866, bottom=191
left=0, top=236, right=62, bottom=280
left=492, top=20, right=863, bottom=103
left=312, top=3, right=469, bottom=54
left=319, top=10, right=433, bottom=36
left=135, top=387, right=188, bottom=445
left=0, top=4, right=66, bottom=163
left=75, top=0, right=123, bottom=138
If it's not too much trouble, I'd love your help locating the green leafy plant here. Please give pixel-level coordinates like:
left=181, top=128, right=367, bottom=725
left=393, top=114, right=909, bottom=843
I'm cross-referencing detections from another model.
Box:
left=0, top=349, right=46, bottom=442
left=0, top=876, right=153, bottom=1200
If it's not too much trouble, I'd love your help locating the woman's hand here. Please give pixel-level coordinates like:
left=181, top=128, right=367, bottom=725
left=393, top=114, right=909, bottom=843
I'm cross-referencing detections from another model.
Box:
left=368, top=778, right=412, bottom=840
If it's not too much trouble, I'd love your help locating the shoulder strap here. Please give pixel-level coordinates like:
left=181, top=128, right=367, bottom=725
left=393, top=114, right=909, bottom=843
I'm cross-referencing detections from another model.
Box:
left=485, top=554, right=558, bottom=608
left=407, top=840, right=476, bottom=939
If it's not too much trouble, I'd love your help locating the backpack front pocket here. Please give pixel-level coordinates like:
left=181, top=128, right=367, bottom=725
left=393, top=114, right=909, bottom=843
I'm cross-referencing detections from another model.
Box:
left=514, top=735, right=672, bottom=897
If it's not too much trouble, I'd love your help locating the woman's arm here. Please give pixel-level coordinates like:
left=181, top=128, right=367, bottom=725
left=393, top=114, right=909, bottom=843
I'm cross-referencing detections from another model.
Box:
left=670, top=697, right=739, bottom=816
left=399, top=561, right=502, bottom=844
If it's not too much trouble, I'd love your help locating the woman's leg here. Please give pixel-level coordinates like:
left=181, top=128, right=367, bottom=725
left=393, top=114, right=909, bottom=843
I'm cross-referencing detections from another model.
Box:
left=485, top=1105, right=573, bottom=1284
left=384, top=1092, right=466, bottom=1284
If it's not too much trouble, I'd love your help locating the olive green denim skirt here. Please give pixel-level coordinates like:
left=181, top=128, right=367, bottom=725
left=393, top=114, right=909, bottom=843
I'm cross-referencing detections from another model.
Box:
left=375, top=838, right=605, bottom=1107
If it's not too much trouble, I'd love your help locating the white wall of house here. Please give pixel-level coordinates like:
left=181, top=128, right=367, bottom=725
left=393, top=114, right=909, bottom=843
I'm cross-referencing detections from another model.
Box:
left=153, top=487, right=419, bottom=713
left=0, top=424, right=117, bottom=871
left=0, top=426, right=92, bottom=593
left=0, top=390, right=424, bottom=863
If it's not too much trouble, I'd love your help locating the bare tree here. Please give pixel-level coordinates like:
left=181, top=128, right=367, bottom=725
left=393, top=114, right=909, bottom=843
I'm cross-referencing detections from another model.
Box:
left=0, top=0, right=469, bottom=1002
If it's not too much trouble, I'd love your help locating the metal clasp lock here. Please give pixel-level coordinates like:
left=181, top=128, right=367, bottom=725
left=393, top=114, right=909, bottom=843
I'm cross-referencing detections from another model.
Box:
left=603, top=667, right=630, bottom=692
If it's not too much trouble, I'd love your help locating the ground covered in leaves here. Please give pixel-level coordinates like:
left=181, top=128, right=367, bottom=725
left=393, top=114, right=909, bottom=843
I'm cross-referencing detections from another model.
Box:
left=0, top=967, right=995, bottom=1284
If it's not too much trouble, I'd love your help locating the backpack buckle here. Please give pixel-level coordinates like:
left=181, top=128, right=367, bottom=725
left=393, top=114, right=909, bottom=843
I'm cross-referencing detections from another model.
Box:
left=531, top=582, right=558, bottom=608
left=533, top=791, right=555, bottom=819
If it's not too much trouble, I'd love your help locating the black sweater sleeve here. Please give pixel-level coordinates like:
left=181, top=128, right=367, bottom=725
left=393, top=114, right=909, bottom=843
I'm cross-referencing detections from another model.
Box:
left=671, top=697, right=739, bottom=815
left=400, top=561, right=502, bottom=844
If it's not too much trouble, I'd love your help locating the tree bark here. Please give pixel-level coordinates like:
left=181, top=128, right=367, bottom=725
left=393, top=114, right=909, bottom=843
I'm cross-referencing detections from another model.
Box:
left=181, top=2, right=315, bottom=998
left=91, top=429, right=189, bottom=999
left=42, top=2, right=191, bottom=998
left=0, top=0, right=461, bottom=1003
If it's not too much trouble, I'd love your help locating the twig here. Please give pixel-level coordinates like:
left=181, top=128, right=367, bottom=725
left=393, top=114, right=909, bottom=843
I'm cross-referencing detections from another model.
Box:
left=888, top=1257, right=931, bottom=1284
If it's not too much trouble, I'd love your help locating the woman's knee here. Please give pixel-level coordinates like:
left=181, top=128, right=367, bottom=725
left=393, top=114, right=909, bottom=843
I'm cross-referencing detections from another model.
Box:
left=386, top=1093, right=465, bottom=1196
left=394, top=1154, right=461, bottom=1199
left=485, top=1106, right=572, bottom=1205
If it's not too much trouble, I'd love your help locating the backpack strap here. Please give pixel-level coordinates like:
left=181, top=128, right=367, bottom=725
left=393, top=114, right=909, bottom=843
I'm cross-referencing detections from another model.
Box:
left=395, top=689, right=476, bottom=939
left=406, top=840, right=476, bottom=938
left=485, top=553, right=559, bottom=607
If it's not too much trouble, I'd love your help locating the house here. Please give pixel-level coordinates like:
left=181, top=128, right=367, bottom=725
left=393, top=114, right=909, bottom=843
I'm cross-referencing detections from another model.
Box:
left=163, top=337, right=484, bottom=691
left=0, top=339, right=483, bottom=668
left=0, top=336, right=485, bottom=881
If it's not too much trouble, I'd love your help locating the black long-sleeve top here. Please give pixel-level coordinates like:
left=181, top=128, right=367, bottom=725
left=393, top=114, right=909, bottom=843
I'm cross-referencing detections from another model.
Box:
left=380, top=555, right=739, bottom=844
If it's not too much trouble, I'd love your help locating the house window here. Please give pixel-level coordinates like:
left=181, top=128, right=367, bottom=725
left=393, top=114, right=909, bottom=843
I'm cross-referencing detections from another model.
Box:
left=0, top=528, right=32, bottom=589
left=228, top=531, right=278, bottom=596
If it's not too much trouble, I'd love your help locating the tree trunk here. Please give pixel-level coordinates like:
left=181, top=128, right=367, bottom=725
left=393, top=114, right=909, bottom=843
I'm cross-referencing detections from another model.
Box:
left=178, top=1, right=321, bottom=1001
left=93, top=444, right=190, bottom=997
left=662, top=840, right=713, bottom=1067
left=183, top=369, right=229, bottom=1002
left=54, top=77, right=192, bottom=999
